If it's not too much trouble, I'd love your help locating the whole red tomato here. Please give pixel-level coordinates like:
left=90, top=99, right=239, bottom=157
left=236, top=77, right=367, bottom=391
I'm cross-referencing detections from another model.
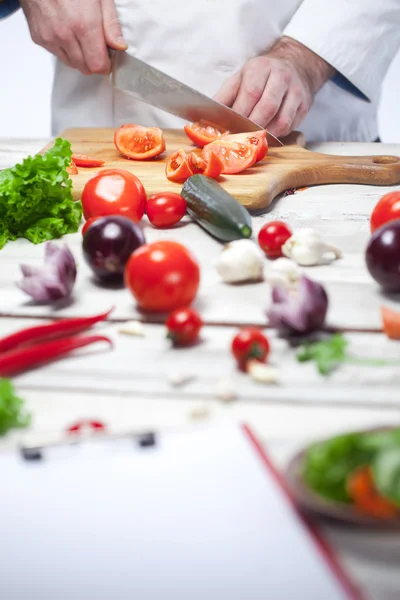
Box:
left=125, top=241, right=200, bottom=312
left=82, top=216, right=102, bottom=236
left=370, top=191, right=400, bottom=233
left=146, top=192, right=187, bottom=228
left=258, top=221, right=292, bottom=258
left=82, top=168, right=146, bottom=223
left=231, top=327, right=270, bottom=370
left=166, top=307, right=203, bottom=345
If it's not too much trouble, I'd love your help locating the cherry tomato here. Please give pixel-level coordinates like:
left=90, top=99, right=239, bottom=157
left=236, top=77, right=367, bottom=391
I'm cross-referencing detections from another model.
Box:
left=165, top=150, right=194, bottom=183
left=166, top=307, right=203, bottom=345
left=114, top=124, right=166, bottom=160
left=146, top=192, right=187, bottom=228
left=82, top=216, right=102, bottom=236
left=67, top=160, right=78, bottom=175
left=184, top=120, right=229, bottom=147
left=370, top=191, right=400, bottom=233
left=72, top=153, right=105, bottom=168
left=222, top=131, right=268, bottom=163
left=231, top=327, right=270, bottom=370
left=258, top=221, right=292, bottom=258
left=125, top=241, right=200, bottom=313
left=202, top=140, right=257, bottom=174
left=187, top=151, right=223, bottom=178
left=82, top=168, right=146, bottom=223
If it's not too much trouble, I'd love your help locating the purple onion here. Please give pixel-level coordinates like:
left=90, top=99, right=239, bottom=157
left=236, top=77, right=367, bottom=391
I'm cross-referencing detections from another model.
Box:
left=266, top=275, right=328, bottom=336
left=16, top=242, right=77, bottom=303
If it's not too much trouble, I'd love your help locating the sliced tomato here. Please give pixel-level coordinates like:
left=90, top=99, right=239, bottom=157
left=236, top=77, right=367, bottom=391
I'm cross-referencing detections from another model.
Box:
left=114, top=123, right=166, bottom=160
left=222, top=131, right=268, bottom=163
left=67, top=160, right=78, bottom=175
left=187, top=151, right=223, bottom=179
left=202, top=140, right=257, bottom=174
left=165, top=150, right=194, bottom=183
left=184, top=120, right=229, bottom=147
left=72, top=153, right=105, bottom=168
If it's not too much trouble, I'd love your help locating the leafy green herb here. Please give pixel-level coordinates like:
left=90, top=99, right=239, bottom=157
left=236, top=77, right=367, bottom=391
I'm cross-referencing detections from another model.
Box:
left=297, top=333, right=400, bottom=375
left=373, top=447, right=400, bottom=505
left=302, top=428, right=400, bottom=504
left=0, top=378, right=31, bottom=435
left=302, top=432, right=373, bottom=503
left=297, top=333, right=348, bottom=375
left=0, top=137, right=82, bottom=249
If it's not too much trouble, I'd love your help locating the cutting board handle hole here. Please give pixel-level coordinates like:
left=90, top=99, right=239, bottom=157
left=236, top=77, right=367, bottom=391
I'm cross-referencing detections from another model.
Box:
left=372, top=156, right=400, bottom=165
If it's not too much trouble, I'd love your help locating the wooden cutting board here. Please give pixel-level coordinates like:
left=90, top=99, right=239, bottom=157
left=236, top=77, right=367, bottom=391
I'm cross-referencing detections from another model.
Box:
left=50, top=128, right=400, bottom=212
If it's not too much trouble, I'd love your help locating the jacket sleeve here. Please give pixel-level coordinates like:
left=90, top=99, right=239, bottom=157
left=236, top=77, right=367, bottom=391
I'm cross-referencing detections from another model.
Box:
left=283, top=0, right=400, bottom=103
left=0, top=0, right=20, bottom=19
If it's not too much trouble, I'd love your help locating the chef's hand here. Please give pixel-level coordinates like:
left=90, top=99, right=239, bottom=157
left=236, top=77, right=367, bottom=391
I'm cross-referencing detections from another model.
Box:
left=20, top=0, right=128, bottom=75
left=214, top=37, right=335, bottom=137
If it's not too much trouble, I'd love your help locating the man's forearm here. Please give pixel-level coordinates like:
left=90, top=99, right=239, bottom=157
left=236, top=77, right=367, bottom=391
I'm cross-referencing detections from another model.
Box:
left=267, top=36, right=336, bottom=97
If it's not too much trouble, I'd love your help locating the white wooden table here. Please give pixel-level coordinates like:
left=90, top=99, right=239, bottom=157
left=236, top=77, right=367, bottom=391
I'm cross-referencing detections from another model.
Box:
left=1, top=138, right=400, bottom=600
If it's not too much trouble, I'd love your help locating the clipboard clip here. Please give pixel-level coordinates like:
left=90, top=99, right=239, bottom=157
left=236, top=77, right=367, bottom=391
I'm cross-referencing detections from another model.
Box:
left=20, top=423, right=157, bottom=462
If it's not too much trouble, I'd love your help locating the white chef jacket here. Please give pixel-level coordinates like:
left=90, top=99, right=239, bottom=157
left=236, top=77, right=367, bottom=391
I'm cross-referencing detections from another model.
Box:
left=50, top=0, right=400, bottom=142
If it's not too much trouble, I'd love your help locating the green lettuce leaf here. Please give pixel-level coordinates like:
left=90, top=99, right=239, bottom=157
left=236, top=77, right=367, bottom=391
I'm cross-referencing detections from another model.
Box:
left=0, top=378, right=31, bottom=436
left=302, top=428, right=400, bottom=503
left=0, top=137, right=82, bottom=249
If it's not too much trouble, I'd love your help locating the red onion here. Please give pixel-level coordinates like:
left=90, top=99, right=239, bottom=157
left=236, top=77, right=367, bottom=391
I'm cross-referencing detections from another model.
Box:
left=17, top=242, right=77, bottom=303
left=266, top=275, right=328, bottom=336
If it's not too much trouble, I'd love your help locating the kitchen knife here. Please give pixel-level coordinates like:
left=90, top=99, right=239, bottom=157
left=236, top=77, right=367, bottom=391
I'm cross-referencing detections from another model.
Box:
left=111, top=51, right=283, bottom=147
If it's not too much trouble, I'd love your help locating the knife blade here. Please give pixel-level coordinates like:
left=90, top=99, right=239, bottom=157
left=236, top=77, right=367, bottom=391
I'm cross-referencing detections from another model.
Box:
left=111, top=51, right=283, bottom=147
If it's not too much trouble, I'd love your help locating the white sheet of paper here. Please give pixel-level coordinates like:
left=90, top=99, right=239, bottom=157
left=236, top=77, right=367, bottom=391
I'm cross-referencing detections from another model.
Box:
left=0, top=423, right=353, bottom=600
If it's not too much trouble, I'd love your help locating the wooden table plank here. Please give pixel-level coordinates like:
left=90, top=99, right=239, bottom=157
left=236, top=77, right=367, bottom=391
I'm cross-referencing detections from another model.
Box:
left=1, top=318, right=399, bottom=407
left=1, top=138, right=400, bottom=330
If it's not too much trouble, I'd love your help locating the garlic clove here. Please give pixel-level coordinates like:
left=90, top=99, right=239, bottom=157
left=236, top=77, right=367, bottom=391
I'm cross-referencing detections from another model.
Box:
left=215, top=377, right=238, bottom=402
left=188, top=404, right=211, bottom=421
left=168, top=372, right=196, bottom=387
left=247, top=361, right=279, bottom=384
left=118, top=320, right=146, bottom=337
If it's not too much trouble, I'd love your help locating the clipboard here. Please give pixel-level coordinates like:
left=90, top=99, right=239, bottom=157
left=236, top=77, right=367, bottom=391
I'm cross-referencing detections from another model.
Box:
left=0, top=422, right=367, bottom=600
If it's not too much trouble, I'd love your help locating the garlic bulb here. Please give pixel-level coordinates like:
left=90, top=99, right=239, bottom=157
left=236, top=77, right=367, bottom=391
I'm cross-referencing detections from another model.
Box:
left=215, top=239, right=264, bottom=283
left=265, top=257, right=302, bottom=289
left=282, top=228, right=342, bottom=266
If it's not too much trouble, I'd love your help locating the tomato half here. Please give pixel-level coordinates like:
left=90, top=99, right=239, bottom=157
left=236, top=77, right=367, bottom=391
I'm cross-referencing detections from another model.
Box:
left=188, top=151, right=223, bottom=178
left=258, top=221, right=292, bottom=258
left=82, top=168, right=146, bottom=223
left=166, top=307, right=203, bottom=345
left=222, top=131, right=268, bottom=163
left=165, top=150, right=194, bottom=183
left=370, top=191, right=400, bottom=233
left=72, top=153, right=105, bottom=168
left=67, top=161, right=78, bottom=175
left=202, top=140, right=257, bottom=174
left=184, top=120, right=229, bottom=147
left=114, top=123, right=166, bottom=160
left=231, top=327, right=270, bottom=370
left=146, top=192, right=187, bottom=228
left=125, top=241, right=200, bottom=313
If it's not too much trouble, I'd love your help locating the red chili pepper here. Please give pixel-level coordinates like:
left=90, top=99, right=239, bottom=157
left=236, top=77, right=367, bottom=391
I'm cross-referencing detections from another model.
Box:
left=0, top=308, right=113, bottom=354
left=67, top=420, right=106, bottom=435
left=0, top=335, right=113, bottom=377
